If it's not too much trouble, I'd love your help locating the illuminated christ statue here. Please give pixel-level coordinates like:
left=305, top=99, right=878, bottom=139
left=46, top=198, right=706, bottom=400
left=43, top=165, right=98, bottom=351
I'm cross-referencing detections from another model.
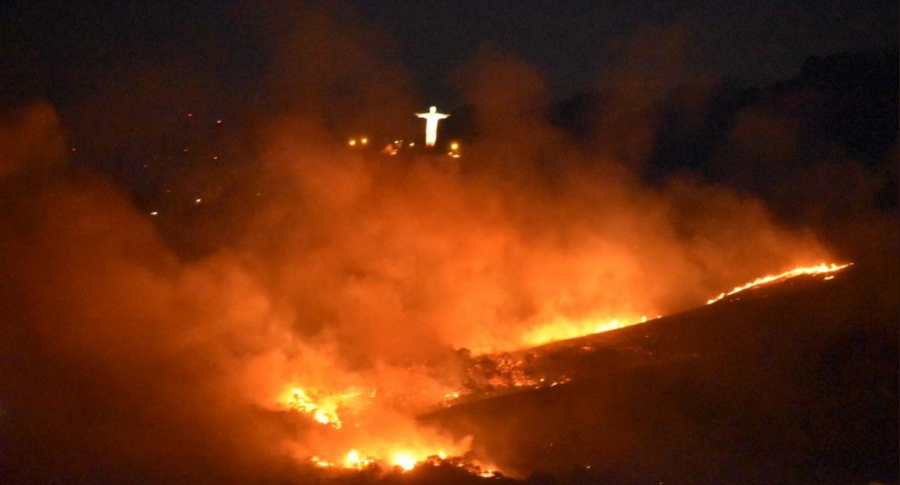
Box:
left=416, top=106, right=449, bottom=147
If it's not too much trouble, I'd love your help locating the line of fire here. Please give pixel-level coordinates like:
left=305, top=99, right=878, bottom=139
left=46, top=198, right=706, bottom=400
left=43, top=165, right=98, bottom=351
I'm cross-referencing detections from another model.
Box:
left=273, top=262, right=854, bottom=476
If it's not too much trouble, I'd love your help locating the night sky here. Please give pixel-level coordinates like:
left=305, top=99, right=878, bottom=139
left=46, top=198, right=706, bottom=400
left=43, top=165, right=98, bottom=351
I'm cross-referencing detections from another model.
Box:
left=2, top=0, right=897, bottom=108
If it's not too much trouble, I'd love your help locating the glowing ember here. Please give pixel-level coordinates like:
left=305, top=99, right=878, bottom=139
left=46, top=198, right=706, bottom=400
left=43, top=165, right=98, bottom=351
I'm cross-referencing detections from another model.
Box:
left=277, top=382, right=475, bottom=474
left=392, top=451, right=418, bottom=471
left=306, top=448, right=500, bottom=477
left=706, top=263, right=852, bottom=305
left=311, top=456, right=335, bottom=468
left=343, top=449, right=374, bottom=469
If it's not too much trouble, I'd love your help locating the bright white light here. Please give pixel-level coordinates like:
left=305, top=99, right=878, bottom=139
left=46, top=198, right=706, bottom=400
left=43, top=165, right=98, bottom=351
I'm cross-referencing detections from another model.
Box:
left=415, top=106, right=449, bottom=147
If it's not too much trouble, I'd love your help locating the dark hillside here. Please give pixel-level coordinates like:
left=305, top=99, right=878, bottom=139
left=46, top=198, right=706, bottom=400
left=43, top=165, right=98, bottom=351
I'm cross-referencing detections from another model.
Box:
left=423, top=264, right=898, bottom=484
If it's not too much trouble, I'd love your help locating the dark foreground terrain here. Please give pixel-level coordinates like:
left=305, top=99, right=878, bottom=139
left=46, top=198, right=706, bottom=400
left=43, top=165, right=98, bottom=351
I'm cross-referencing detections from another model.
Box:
left=421, top=263, right=898, bottom=484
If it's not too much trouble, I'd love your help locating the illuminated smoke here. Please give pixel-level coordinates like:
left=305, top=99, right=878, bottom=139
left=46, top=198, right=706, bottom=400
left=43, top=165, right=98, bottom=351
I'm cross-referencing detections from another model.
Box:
left=1, top=5, right=883, bottom=484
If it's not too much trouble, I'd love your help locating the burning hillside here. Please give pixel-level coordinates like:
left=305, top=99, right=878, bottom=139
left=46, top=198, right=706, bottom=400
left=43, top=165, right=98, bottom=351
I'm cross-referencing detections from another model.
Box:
left=445, top=262, right=855, bottom=406
left=0, top=5, right=896, bottom=483
left=421, top=262, right=898, bottom=484
left=0, top=97, right=854, bottom=484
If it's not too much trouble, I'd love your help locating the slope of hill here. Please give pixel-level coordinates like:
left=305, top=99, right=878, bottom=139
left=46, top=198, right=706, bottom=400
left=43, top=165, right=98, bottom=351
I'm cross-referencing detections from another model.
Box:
left=422, top=264, right=898, bottom=484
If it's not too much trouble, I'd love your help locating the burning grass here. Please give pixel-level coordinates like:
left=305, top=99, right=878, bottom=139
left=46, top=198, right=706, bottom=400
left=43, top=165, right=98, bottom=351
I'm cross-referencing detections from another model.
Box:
left=705, top=262, right=852, bottom=304
left=0, top=97, right=867, bottom=485
left=274, top=262, right=854, bottom=477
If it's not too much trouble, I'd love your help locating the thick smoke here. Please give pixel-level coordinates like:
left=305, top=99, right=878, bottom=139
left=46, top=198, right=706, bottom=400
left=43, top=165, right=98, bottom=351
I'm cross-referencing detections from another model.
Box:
left=0, top=5, right=870, bottom=485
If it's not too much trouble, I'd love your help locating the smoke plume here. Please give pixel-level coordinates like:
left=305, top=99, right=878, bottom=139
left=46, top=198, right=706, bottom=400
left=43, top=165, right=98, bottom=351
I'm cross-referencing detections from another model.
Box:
left=0, top=5, right=872, bottom=485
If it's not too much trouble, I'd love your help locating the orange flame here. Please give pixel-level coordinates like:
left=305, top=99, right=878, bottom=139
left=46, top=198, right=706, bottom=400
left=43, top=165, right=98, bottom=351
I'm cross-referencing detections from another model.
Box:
left=521, top=314, right=650, bottom=347
left=277, top=383, right=475, bottom=474
left=706, top=263, right=851, bottom=305
left=280, top=262, right=851, bottom=477
left=280, top=386, right=359, bottom=429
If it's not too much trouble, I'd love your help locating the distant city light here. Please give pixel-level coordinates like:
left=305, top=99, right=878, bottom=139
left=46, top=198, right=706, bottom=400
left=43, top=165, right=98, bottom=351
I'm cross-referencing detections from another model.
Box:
left=448, top=141, right=461, bottom=158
